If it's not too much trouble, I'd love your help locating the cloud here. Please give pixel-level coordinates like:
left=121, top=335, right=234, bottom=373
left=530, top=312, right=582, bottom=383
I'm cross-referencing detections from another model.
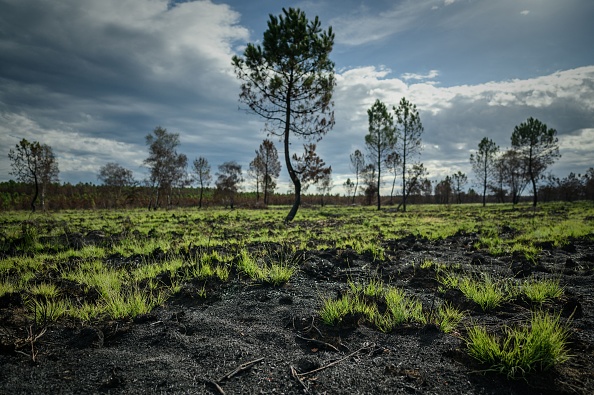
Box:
left=0, top=0, right=592, bottom=197
left=323, top=65, right=594, bottom=193
left=329, top=1, right=437, bottom=46
left=401, top=70, right=440, bottom=81
left=520, top=10, right=530, bottom=15
left=0, top=0, right=256, bottom=183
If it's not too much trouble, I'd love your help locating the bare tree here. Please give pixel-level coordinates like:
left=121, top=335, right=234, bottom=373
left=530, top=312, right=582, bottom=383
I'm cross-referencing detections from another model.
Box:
left=8, top=138, right=59, bottom=212
left=393, top=97, right=423, bottom=212
left=233, top=8, right=335, bottom=221
left=144, top=126, right=188, bottom=210
left=215, top=161, right=243, bottom=209
left=470, top=137, right=499, bottom=207
left=365, top=99, right=396, bottom=210
left=192, top=157, right=211, bottom=209
left=349, top=149, right=365, bottom=203
left=511, top=117, right=560, bottom=206
left=98, top=162, right=136, bottom=207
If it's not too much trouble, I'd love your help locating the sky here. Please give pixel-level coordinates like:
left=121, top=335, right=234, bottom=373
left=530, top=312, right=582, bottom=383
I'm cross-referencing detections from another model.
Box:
left=1, top=0, right=593, bottom=196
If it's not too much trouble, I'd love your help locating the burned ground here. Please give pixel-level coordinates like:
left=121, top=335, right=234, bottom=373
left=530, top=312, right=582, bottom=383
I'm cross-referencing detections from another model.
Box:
left=0, top=213, right=593, bottom=394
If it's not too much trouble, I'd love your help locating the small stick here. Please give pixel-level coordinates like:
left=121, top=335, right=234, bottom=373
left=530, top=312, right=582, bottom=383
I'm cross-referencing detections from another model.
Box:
left=218, top=357, right=265, bottom=382
left=290, top=365, right=310, bottom=393
left=297, top=343, right=375, bottom=377
left=207, top=380, right=225, bottom=395
left=294, top=334, right=339, bottom=352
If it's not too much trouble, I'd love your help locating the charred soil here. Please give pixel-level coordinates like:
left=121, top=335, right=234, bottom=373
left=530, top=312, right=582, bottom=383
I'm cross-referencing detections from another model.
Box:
left=1, top=229, right=593, bottom=394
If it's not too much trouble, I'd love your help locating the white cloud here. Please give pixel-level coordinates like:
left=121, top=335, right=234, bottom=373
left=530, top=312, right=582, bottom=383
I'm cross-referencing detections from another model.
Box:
left=401, top=70, right=440, bottom=81
left=521, top=10, right=530, bottom=15
left=326, top=65, right=594, bottom=189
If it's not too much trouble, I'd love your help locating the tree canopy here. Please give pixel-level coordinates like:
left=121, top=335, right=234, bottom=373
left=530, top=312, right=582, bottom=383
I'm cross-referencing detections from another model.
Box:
left=8, top=138, right=59, bottom=211
left=470, top=137, right=499, bottom=207
left=511, top=117, right=560, bottom=206
left=233, top=7, right=335, bottom=221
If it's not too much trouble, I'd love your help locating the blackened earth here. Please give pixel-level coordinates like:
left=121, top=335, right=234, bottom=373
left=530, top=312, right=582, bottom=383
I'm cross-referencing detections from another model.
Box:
left=1, top=233, right=593, bottom=394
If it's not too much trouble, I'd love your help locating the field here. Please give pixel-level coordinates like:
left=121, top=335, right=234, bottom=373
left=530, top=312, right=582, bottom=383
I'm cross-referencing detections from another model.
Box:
left=1, top=202, right=593, bottom=394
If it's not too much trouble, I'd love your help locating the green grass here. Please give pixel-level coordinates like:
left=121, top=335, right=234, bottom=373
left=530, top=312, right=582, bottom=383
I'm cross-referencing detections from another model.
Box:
left=521, top=277, right=564, bottom=304
left=466, top=311, right=570, bottom=378
left=1, top=202, right=592, bottom=327
left=458, top=274, right=510, bottom=311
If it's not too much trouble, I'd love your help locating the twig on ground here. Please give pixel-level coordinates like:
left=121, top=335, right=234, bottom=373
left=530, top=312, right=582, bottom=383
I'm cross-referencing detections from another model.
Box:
left=218, top=357, right=265, bottom=382
left=206, top=379, right=225, bottom=395
left=297, top=343, right=376, bottom=377
left=294, top=334, right=340, bottom=352
left=290, top=365, right=310, bottom=393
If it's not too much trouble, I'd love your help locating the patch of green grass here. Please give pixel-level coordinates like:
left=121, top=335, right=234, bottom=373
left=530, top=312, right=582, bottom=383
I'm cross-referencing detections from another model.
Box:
left=458, top=274, right=510, bottom=312
left=521, top=277, right=564, bottom=304
left=373, top=287, right=424, bottom=332
left=26, top=297, right=69, bottom=325
left=236, top=249, right=296, bottom=285
left=434, top=303, right=466, bottom=334
left=319, top=295, right=354, bottom=326
left=102, top=287, right=166, bottom=320
left=466, top=311, right=570, bottom=378
left=30, top=283, right=60, bottom=299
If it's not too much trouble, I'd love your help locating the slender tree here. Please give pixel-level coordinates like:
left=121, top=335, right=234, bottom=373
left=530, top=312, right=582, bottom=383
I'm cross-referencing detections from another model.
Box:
left=249, top=139, right=281, bottom=205
left=215, top=161, right=243, bottom=209
left=385, top=151, right=400, bottom=204
left=451, top=171, right=468, bottom=204
left=398, top=163, right=428, bottom=209
left=316, top=171, right=333, bottom=207
left=361, top=163, right=377, bottom=206
left=192, top=157, right=211, bottom=209
left=393, top=97, right=423, bottom=212
left=98, top=162, right=135, bottom=208
left=434, top=176, right=453, bottom=204
left=349, top=149, right=365, bottom=204
left=292, top=143, right=331, bottom=192
left=470, top=137, right=499, bottom=207
left=343, top=178, right=355, bottom=201
left=8, top=138, right=59, bottom=212
left=233, top=8, right=335, bottom=221
left=365, top=99, right=396, bottom=210
left=496, top=148, right=528, bottom=205
left=144, top=126, right=188, bottom=210
left=511, top=117, right=560, bottom=206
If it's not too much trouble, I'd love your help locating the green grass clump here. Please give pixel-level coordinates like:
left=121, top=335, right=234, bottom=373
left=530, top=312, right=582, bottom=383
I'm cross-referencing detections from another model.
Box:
left=26, top=297, right=69, bottom=325
left=434, top=303, right=466, bottom=334
left=449, top=273, right=510, bottom=312
left=236, top=249, right=295, bottom=285
left=466, top=311, right=570, bottom=378
left=521, top=277, right=564, bottom=304
left=30, top=283, right=60, bottom=299
left=373, top=287, right=425, bottom=332
left=320, top=280, right=428, bottom=332
left=0, top=280, right=16, bottom=297
left=319, top=294, right=359, bottom=326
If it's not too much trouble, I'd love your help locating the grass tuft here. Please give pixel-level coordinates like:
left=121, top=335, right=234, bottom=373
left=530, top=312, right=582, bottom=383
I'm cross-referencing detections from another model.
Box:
left=466, top=311, right=570, bottom=378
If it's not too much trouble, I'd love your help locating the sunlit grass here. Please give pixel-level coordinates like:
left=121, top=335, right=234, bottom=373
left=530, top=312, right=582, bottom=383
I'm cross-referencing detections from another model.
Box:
left=521, top=277, right=564, bottom=304
left=466, top=311, right=570, bottom=378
